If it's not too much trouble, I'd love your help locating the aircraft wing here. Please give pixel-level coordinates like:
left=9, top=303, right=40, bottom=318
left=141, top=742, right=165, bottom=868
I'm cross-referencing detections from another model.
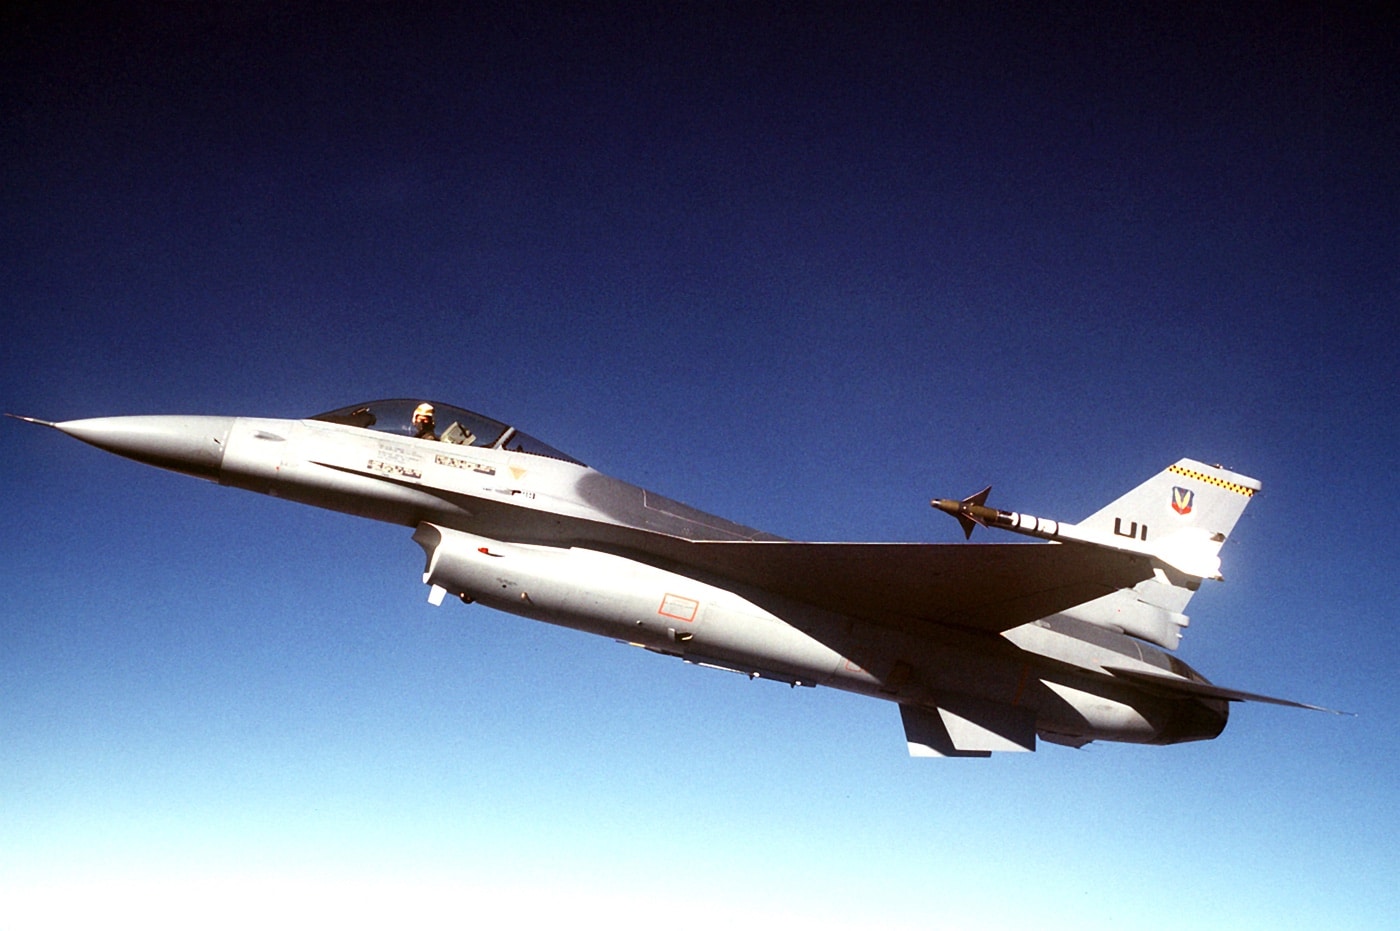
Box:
left=421, top=489, right=1155, bottom=637
left=656, top=539, right=1156, bottom=636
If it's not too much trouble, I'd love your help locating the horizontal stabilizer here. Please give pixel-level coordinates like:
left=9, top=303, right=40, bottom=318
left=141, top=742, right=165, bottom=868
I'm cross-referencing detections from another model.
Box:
left=1103, top=666, right=1348, bottom=714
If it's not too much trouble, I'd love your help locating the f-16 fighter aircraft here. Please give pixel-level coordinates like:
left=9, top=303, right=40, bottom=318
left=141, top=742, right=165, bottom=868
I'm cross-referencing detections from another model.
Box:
left=10, top=399, right=1335, bottom=756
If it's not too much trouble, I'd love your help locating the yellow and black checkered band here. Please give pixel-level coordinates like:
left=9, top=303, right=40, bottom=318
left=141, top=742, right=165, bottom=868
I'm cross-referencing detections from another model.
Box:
left=1168, top=464, right=1256, bottom=497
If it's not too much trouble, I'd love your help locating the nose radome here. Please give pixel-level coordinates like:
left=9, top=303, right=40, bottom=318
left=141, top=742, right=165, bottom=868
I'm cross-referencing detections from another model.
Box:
left=53, top=415, right=235, bottom=480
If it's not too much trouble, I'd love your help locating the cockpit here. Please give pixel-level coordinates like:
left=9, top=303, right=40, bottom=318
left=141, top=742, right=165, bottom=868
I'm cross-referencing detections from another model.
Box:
left=310, top=399, right=584, bottom=465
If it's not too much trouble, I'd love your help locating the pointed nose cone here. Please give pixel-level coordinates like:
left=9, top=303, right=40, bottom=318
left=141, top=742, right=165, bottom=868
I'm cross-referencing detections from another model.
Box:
left=53, top=415, right=235, bottom=480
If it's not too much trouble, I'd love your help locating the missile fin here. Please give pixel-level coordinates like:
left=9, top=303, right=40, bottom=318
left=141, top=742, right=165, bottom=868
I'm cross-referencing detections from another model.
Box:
left=955, top=486, right=992, bottom=539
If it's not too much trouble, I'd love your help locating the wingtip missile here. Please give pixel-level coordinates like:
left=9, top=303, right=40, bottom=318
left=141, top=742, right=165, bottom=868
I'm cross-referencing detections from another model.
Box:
left=931, top=486, right=993, bottom=539
left=934, top=486, right=1072, bottom=546
left=931, top=481, right=1228, bottom=581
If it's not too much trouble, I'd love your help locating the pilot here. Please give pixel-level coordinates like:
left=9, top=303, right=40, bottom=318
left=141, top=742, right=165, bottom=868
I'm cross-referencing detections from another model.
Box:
left=412, top=402, right=438, bottom=441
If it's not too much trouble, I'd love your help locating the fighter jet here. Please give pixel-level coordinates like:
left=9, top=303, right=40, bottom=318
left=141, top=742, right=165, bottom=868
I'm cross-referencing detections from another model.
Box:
left=9, top=398, right=1337, bottom=756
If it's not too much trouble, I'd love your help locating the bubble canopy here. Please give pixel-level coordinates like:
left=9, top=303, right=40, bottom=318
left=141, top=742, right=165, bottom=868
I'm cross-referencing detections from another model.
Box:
left=309, top=399, right=584, bottom=465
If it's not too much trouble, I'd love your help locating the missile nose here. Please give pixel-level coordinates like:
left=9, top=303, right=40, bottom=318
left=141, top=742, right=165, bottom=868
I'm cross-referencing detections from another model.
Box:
left=52, top=415, right=235, bottom=480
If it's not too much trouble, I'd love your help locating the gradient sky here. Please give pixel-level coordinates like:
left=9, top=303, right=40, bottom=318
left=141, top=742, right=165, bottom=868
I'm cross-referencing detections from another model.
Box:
left=3, top=5, right=1396, bottom=929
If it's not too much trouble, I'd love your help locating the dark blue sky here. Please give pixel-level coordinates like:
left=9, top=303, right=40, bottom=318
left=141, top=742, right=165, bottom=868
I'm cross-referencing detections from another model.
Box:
left=3, top=4, right=1397, bottom=927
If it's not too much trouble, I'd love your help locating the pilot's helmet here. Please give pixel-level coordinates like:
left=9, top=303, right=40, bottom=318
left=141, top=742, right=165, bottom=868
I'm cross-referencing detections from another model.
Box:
left=413, top=402, right=435, bottom=422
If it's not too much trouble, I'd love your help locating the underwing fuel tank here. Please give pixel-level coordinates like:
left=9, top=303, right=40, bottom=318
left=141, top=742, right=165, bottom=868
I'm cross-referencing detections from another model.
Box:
left=412, top=523, right=853, bottom=686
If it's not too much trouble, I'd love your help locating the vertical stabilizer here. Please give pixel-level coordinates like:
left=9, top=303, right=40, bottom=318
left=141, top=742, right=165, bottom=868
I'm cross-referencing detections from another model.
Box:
left=1063, top=459, right=1261, bottom=648
left=1079, top=458, right=1260, bottom=556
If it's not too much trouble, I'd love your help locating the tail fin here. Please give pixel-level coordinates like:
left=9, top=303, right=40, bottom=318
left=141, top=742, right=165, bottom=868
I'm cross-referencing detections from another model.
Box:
left=1065, top=459, right=1261, bottom=650
left=1080, top=458, right=1261, bottom=551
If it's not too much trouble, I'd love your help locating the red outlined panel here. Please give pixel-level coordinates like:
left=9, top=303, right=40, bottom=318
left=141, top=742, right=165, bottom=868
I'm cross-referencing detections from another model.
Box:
left=658, top=593, right=699, bottom=623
